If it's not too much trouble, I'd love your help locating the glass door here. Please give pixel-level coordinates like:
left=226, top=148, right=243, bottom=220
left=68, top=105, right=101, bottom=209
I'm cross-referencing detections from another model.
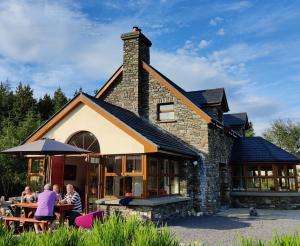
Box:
left=85, top=155, right=102, bottom=213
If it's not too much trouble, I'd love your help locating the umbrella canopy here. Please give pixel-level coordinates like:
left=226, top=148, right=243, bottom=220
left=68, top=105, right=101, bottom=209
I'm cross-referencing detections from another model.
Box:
left=1, top=139, right=91, bottom=155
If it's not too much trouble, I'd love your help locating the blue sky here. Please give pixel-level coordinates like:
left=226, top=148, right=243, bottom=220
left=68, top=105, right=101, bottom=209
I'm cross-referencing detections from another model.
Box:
left=0, top=0, right=299, bottom=135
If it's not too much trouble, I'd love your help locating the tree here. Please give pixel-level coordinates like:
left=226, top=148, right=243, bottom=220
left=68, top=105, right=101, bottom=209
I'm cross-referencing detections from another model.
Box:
left=263, top=119, right=300, bottom=157
left=73, top=87, right=83, bottom=97
left=245, top=121, right=255, bottom=137
left=38, top=94, right=54, bottom=121
left=12, top=83, right=37, bottom=121
left=0, top=81, right=15, bottom=122
left=0, top=111, right=41, bottom=197
left=52, top=88, right=68, bottom=113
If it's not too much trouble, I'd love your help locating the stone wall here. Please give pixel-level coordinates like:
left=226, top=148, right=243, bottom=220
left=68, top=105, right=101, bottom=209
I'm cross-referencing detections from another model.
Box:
left=98, top=200, right=193, bottom=222
left=103, top=28, right=151, bottom=115
left=232, top=193, right=300, bottom=209
left=207, top=125, right=235, bottom=211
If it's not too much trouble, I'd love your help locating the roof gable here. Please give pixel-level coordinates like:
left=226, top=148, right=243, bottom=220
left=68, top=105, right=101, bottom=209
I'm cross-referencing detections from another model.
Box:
left=141, top=61, right=212, bottom=123
left=186, top=88, right=229, bottom=112
left=231, top=137, right=299, bottom=163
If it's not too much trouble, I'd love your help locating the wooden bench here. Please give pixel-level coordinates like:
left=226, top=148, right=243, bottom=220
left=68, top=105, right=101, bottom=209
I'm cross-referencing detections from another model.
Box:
left=3, top=216, right=49, bottom=233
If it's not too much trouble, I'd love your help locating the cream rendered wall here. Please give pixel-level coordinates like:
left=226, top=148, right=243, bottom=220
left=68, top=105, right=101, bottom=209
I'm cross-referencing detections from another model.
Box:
left=43, top=103, right=145, bottom=154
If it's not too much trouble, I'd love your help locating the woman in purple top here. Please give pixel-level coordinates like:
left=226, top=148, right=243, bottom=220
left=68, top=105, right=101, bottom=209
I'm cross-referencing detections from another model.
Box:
left=34, top=184, right=57, bottom=233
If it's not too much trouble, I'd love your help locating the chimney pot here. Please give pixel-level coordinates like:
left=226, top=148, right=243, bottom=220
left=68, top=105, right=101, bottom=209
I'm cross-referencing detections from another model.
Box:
left=132, top=26, right=141, bottom=32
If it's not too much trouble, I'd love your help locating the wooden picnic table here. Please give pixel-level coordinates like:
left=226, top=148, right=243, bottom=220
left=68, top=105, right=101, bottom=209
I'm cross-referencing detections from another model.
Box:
left=14, top=202, right=74, bottom=224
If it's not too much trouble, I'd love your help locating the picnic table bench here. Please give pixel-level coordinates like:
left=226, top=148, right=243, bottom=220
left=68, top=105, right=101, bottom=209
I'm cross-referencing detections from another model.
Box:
left=3, top=216, right=49, bottom=233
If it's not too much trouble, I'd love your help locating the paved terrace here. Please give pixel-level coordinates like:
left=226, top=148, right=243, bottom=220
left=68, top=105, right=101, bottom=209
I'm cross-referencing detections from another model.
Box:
left=168, top=208, right=300, bottom=246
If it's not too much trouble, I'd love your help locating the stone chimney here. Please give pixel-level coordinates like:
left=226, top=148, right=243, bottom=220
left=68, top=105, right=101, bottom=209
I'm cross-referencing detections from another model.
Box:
left=120, top=27, right=152, bottom=115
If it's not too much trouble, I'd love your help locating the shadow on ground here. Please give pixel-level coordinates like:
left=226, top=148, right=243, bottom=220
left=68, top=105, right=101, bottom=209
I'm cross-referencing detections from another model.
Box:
left=167, top=216, right=251, bottom=230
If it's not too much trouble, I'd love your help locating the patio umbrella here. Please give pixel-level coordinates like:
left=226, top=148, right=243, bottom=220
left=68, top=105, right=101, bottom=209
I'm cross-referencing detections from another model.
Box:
left=1, top=138, right=91, bottom=184
left=1, top=138, right=91, bottom=155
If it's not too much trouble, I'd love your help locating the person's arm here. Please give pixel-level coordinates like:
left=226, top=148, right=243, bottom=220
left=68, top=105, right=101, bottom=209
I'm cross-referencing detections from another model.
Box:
left=61, top=194, right=71, bottom=204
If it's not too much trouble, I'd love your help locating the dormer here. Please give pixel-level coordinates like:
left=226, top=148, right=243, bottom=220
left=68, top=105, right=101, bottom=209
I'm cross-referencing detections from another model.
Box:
left=223, top=112, right=249, bottom=136
left=186, top=88, right=229, bottom=123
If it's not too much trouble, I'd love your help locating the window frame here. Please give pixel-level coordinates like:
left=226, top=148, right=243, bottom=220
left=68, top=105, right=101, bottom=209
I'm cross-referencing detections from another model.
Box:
left=157, top=102, right=175, bottom=122
left=232, top=163, right=298, bottom=192
left=104, top=155, right=144, bottom=198
left=147, top=157, right=181, bottom=197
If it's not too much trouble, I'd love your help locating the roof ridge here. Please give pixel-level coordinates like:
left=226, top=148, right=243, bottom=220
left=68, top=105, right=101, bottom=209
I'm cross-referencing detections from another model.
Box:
left=224, top=112, right=247, bottom=116
left=187, top=88, right=225, bottom=93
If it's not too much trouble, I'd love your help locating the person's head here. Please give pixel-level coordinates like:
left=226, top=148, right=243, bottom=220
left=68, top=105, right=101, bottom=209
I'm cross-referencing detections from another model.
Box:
left=53, top=184, right=60, bottom=193
left=44, top=183, right=52, bottom=191
left=66, top=184, right=74, bottom=194
left=24, top=186, right=32, bottom=194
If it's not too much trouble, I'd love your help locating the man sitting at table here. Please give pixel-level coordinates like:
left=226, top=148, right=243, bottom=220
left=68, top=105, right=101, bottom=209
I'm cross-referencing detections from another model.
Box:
left=61, top=184, right=82, bottom=226
left=34, top=184, right=56, bottom=233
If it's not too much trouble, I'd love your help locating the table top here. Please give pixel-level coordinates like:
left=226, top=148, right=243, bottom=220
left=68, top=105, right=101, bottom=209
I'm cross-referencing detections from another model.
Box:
left=0, top=201, right=12, bottom=208
left=14, top=202, right=74, bottom=210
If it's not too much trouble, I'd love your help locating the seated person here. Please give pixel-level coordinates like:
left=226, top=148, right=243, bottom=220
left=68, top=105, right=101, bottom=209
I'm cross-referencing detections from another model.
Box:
left=53, top=184, right=63, bottom=202
left=34, top=184, right=57, bottom=233
left=21, top=186, right=37, bottom=203
left=60, top=184, right=82, bottom=226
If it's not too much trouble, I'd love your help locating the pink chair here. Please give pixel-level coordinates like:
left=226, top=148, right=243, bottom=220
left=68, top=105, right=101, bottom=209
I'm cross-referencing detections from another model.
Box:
left=75, top=210, right=104, bottom=229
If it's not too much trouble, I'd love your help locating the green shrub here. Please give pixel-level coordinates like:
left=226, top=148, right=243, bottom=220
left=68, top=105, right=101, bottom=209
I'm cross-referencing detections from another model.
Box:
left=0, top=222, right=16, bottom=246
left=240, top=232, right=300, bottom=246
left=0, top=215, right=179, bottom=246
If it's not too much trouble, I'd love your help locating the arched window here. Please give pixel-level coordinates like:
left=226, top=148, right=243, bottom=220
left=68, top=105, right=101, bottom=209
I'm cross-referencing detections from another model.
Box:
left=68, top=131, right=100, bottom=153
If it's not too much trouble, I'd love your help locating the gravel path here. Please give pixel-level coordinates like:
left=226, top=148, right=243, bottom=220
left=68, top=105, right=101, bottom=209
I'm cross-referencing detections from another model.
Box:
left=168, top=209, right=300, bottom=246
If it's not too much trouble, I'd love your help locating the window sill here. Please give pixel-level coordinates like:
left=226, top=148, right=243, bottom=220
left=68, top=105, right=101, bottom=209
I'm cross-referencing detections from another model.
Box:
left=231, top=191, right=300, bottom=197
left=157, top=120, right=177, bottom=123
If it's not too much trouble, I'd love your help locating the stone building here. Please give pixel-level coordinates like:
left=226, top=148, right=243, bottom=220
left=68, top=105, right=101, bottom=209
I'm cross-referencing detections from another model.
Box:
left=24, top=27, right=300, bottom=220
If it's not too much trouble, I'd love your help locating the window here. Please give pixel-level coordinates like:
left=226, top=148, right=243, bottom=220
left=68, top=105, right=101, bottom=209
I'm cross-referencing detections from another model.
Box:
left=68, top=131, right=100, bottom=153
left=147, top=158, right=181, bottom=197
left=104, top=155, right=143, bottom=198
left=27, top=158, right=45, bottom=192
left=106, top=156, right=122, bottom=174
left=157, top=103, right=175, bottom=121
left=126, top=155, right=142, bottom=173
left=232, top=164, right=298, bottom=192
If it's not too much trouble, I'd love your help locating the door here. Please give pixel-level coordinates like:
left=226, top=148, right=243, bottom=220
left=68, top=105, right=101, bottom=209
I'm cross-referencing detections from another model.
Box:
left=50, top=156, right=65, bottom=188
left=85, top=155, right=102, bottom=213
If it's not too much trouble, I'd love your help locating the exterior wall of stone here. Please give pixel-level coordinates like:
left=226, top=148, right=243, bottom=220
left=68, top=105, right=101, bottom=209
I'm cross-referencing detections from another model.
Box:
left=207, top=125, right=235, bottom=211
left=232, top=194, right=300, bottom=209
left=98, top=200, right=193, bottom=222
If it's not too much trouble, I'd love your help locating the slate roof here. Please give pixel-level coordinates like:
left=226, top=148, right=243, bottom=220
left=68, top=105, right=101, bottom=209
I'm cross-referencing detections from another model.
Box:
left=186, top=89, right=224, bottom=105
left=224, top=113, right=248, bottom=127
left=83, top=93, right=197, bottom=157
left=231, top=137, right=300, bottom=163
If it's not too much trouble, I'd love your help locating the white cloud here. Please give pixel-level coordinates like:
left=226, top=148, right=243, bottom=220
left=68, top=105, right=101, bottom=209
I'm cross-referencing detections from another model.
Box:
left=209, top=17, right=223, bottom=26
left=0, top=0, right=128, bottom=96
left=216, top=28, right=225, bottom=36
left=217, top=1, right=252, bottom=11
left=199, top=40, right=211, bottom=49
